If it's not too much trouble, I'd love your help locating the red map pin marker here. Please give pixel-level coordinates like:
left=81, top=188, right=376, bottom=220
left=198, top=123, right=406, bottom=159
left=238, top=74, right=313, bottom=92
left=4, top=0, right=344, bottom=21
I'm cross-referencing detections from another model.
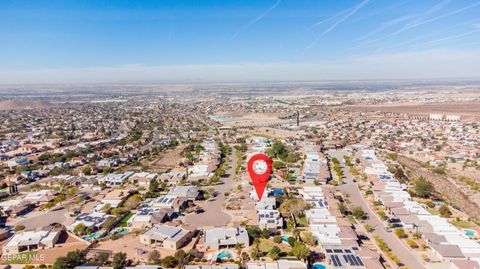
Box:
left=247, top=153, right=273, bottom=200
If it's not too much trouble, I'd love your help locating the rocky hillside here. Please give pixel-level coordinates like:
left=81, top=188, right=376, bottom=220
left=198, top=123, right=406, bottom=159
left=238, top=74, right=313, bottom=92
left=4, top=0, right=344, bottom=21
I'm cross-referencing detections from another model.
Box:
left=398, top=155, right=480, bottom=220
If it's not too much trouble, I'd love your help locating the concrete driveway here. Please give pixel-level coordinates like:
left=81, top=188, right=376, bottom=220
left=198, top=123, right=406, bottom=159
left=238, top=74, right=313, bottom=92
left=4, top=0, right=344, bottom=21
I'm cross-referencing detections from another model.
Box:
left=13, top=208, right=68, bottom=230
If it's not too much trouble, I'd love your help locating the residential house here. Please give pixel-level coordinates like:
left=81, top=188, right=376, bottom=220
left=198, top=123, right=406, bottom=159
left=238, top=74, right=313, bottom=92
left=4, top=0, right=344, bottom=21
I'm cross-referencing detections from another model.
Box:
left=140, top=225, right=193, bottom=250
left=204, top=227, right=249, bottom=250
left=3, top=229, right=60, bottom=254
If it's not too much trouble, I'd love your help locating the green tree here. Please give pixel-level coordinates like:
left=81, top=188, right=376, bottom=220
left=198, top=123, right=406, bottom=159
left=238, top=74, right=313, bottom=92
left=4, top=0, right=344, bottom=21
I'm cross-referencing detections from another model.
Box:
left=439, top=204, right=452, bottom=217
left=81, top=166, right=92, bottom=175
left=301, top=231, right=316, bottom=246
left=414, top=177, right=434, bottom=198
left=149, top=179, right=159, bottom=192
left=103, top=167, right=113, bottom=174
left=148, top=250, right=161, bottom=263
left=273, top=235, right=282, bottom=244
left=338, top=203, right=347, bottom=215
left=101, top=203, right=111, bottom=214
left=111, top=252, right=127, bottom=269
left=413, top=231, right=422, bottom=239
left=394, top=228, right=407, bottom=239
left=261, top=228, right=270, bottom=239
left=124, top=194, right=142, bottom=210
left=103, top=216, right=117, bottom=231
left=174, top=249, right=187, bottom=266
left=406, top=239, right=418, bottom=248
left=161, top=256, right=178, bottom=268
left=279, top=198, right=310, bottom=217
left=292, top=242, right=311, bottom=260
left=241, top=252, right=250, bottom=264
left=53, top=250, right=86, bottom=269
left=287, top=236, right=296, bottom=246
left=111, top=207, right=125, bottom=217
left=268, top=246, right=281, bottom=261
left=95, top=252, right=109, bottom=266
left=377, top=210, right=387, bottom=220
left=246, top=226, right=262, bottom=239
left=364, top=224, right=373, bottom=232
left=251, top=248, right=261, bottom=261
left=272, top=161, right=285, bottom=169
left=351, top=206, right=366, bottom=219
left=73, top=223, right=87, bottom=236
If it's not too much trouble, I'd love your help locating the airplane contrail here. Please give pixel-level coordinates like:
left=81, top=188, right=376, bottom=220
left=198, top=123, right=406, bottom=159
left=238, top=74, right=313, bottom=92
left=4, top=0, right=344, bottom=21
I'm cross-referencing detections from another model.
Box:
left=231, top=0, right=282, bottom=40
left=305, top=0, right=370, bottom=51
left=354, top=0, right=480, bottom=50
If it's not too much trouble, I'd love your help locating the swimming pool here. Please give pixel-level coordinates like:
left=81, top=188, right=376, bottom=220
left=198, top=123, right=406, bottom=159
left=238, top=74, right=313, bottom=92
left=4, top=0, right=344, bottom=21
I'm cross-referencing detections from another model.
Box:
left=217, top=250, right=231, bottom=259
left=272, top=189, right=284, bottom=196
left=312, top=263, right=326, bottom=269
left=281, top=235, right=291, bottom=242
left=465, top=229, right=475, bottom=237
left=83, top=232, right=103, bottom=240
left=113, top=228, right=128, bottom=235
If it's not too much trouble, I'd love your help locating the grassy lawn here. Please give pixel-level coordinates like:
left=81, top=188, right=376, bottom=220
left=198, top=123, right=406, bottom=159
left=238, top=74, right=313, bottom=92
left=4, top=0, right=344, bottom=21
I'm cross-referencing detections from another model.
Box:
left=450, top=220, right=476, bottom=228
left=4, top=251, right=39, bottom=264
left=258, top=239, right=291, bottom=253
left=118, top=212, right=134, bottom=227
left=427, top=208, right=440, bottom=216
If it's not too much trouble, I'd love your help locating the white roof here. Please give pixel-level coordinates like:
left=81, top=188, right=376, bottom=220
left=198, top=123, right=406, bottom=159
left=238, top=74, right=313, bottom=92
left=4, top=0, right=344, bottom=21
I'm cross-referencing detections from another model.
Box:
left=6, top=230, right=58, bottom=248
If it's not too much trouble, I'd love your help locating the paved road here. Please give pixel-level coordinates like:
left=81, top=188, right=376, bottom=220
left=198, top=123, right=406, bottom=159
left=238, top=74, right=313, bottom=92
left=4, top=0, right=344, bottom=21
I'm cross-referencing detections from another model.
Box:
left=184, top=146, right=238, bottom=228
left=13, top=208, right=68, bottom=230
left=328, top=149, right=426, bottom=269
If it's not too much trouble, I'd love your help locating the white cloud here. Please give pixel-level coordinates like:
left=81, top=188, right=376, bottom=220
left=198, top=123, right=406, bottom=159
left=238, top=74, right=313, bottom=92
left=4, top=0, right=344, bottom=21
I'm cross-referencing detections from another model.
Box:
left=0, top=49, right=479, bottom=84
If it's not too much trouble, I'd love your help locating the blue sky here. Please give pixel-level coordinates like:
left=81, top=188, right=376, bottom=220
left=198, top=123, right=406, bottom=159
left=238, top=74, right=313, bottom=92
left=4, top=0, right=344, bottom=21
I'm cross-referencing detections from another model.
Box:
left=1, top=0, right=480, bottom=83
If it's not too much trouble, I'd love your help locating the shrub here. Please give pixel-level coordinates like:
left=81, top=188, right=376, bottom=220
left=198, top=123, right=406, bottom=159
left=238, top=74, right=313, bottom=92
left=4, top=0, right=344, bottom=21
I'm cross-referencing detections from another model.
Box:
left=374, top=236, right=390, bottom=252
left=364, top=224, right=373, bottom=232
left=406, top=239, right=418, bottom=248
left=351, top=206, right=366, bottom=219
left=394, top=228, right=408, bottom=239
left=439, top=204, right=452, bottom=218
left=14, top=225, right=26, bottom=232
left=273, top=235, right=282, bottom=244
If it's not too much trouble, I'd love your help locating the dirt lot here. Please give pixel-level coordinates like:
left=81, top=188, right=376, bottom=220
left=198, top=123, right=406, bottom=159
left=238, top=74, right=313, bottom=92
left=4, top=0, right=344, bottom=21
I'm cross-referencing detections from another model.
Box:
left=345, top=102, right=480, bottom=121
left=94, top=232, right=196, bottom=264
left=32, top=233, right=89, bottom=265
left=219, top=113, right=289, bottom=128
left=145, top=144, right=186, bottom=171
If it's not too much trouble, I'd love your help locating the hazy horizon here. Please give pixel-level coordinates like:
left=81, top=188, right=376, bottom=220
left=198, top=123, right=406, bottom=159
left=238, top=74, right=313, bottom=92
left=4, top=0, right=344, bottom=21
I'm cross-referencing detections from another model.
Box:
left=1, top=0, right=480, bottom=83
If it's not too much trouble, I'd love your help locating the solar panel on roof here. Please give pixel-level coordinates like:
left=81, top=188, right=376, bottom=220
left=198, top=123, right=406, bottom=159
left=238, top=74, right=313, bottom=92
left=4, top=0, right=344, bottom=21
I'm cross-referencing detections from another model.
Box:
left=331, top=255, right=339, bottom=267
left=349, top=255, right=358, bottom=266
left=333, top=249, right=342, bottom=253
left=355, top=256, right=364, bottom=266
left=336, top=255, right=343, bottom=266
left=326, top=249, right=333, bottom=253
left=331, top=255, right=342, bottom=267
left=344, top=249, right=351, bottom=253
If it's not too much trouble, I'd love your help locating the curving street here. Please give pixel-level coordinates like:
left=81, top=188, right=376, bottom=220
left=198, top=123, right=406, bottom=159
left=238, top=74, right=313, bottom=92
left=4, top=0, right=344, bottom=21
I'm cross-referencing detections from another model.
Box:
left=328, top=149, right=426, bottom=269
left=184, top=146, right=238, bottom=228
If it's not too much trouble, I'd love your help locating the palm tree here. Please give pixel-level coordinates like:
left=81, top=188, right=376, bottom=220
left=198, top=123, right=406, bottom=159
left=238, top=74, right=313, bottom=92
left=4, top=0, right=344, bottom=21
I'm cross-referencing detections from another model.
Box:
left=293, top=229, right=301, bottom=240
left=241, top=252, right=250, bottom=265
left=234, top=243, right=242, bottom=255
